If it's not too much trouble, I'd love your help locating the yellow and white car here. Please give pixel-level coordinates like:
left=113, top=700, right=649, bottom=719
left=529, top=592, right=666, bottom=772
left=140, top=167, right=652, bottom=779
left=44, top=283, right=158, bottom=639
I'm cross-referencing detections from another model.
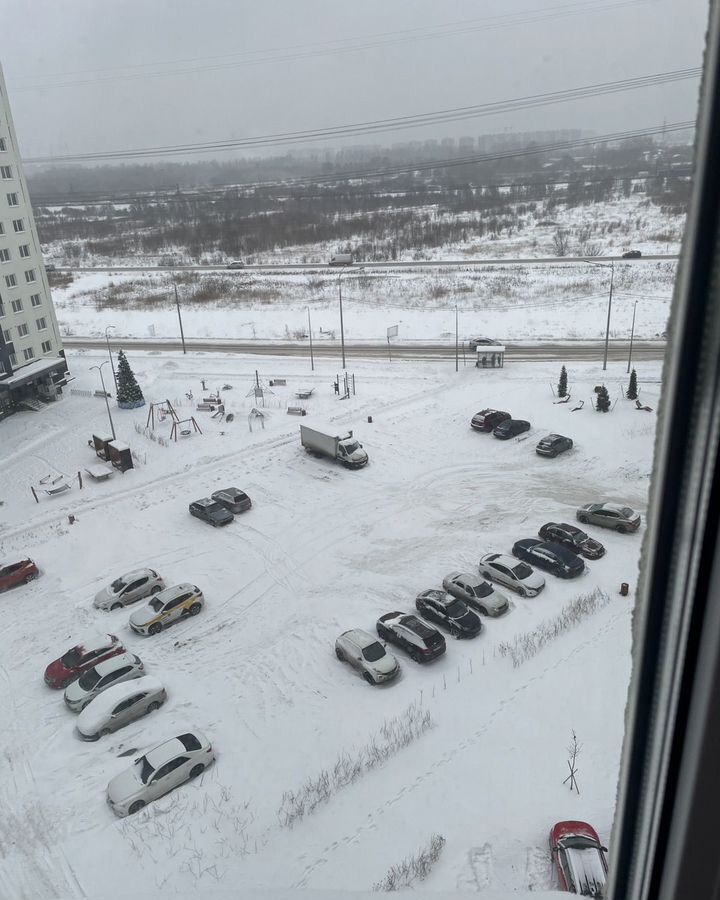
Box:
left=129, top=583, right=204, bottom=636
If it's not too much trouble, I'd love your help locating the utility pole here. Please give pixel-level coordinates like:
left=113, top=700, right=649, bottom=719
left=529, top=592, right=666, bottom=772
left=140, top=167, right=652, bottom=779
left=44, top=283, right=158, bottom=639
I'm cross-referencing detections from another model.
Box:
left=104, top=324, right=117, bottom=392
left=602, top=261, right=614, bottom=371
left=90, top=361, right=116, bottom=440
left=455, top=305, right=459, bottom=372
left=627, top=300, right=638, bottom=374
left=307, top=306, right=314, bottom=371
left=174, top=281, right=186, bottom=354
left=338, top=271, right=346, bottom=369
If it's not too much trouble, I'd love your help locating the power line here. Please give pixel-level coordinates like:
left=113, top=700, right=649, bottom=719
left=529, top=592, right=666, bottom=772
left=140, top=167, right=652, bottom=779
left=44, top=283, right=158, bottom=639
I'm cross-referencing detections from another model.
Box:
left=24, top=67, right=699, bottom=165
left=12, top=0, right=646, bottom=91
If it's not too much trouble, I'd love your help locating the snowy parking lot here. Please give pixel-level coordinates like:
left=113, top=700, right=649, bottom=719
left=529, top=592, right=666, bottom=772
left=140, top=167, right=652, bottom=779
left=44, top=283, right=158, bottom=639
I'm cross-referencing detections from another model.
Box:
left=0, top=348, right=658, bottom=897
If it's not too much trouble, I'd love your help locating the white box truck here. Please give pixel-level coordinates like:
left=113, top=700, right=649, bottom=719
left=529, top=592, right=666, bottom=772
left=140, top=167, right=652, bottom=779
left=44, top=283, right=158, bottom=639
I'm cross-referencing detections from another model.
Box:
left=300, top=424, right=368, bottom=468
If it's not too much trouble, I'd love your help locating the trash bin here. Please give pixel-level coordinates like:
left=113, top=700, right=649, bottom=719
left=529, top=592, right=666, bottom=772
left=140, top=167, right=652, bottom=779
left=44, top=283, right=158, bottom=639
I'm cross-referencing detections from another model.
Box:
left=620, top=582, right=629, bottom=596
left=368, top=416, right=373, bottom=423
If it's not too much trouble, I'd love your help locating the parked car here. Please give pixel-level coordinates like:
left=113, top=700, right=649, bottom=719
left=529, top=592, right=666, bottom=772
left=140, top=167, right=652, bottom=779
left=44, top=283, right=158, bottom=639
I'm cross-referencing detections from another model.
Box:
left=415, top=590, right=483, bottom=638
left=550, top=820, right=608, bottom=895
left=478, top=553, right=545, bottom=597
left=328, top=253, right=353, bottom=266
left=0, top=558, right=39, bottom=592
left=512, top=539, right=585, bottom=579
left=189, top=498, right=234, bottom=527
left=335, top=629, right=400, bottom=684
left=376, top=612, right=446, bottom=662
left=536, top=434, right=573, bottom=457
left=44, top=633, right=125, bottom=689
left=493, top=418, right=531, bottom=440
left=470, top=409, right=511, bottom=432
left=442, top=572, right=509, bottom=616
left=211, top=487, right=252, bottom=514
left=467, top=336, right=498, bottom=349
left=129, top=583, right=204, bottom=635
left=538, top=523, right=606, bottom=560
left=64, top=652, right=145, bottom=712
left=76, top=676, right=166, bottom=741
left=576, top=502, right=641, bottom=533
left=622, top=249, right=642, bottom=259
left=93, top=568, right=165, bottom=611
left=106, top=730, right=215, bottom=816
left=225, top=260, right=245, bottom=269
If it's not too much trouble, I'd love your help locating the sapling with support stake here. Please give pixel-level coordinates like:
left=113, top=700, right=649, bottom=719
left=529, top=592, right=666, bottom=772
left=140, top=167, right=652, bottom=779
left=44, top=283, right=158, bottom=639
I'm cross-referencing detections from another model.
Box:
left=563, top=729, right=581, bottom=794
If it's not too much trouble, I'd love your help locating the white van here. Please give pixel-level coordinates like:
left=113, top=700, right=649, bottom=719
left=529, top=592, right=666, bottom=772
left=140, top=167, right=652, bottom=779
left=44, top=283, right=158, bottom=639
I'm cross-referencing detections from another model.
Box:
left=329, top=253, right=353, bottom=266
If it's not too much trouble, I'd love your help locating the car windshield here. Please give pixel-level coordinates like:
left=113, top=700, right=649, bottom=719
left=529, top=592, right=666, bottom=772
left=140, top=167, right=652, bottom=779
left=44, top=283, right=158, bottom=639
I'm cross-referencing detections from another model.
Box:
left=343, top=440, right=360, bottom=454
left=78, top=668, right=101, bottom=690
left=472, top=582, right=493, bottom=597
left=512, top=562, right=533, bottom=579
left=208, top=502, right=224, bottom=513
left=135, top=755, right=154, bottom=785
left=60, top=649, right=81, bottom=667
left=110, top=578, right=126, bottom=593
left=149, top=597, right=163, bottom=611
left=573, top=531, right=589, bottom=543
left=446, top=600, right=468, bottom=617
left=621, top=507, right=636, bottom=518
left=362, top=642, right=385, bottom=662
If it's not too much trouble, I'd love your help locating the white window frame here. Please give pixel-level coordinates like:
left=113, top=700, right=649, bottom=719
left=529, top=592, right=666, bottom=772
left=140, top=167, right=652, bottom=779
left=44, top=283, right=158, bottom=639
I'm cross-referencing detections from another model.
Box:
left=0, top=248, right=9, bottom=263
left=10, top=298, right=22, bottom=312
left=22, top=346, right=34, bottom=361
left=6, top=193, right=18, bottom=207
left=41, top=339, right=51, bottom=354
left=12, top=219, right=24, bottom=233
left=30, top=293, right=41, bottom=307
left=18, top=244, right=30, bottom=259
left=16, top=322, right=29, bottom=337
left=35, top=316, right=47, bottom=331
left=0, top=165, right=12, bottom=180
left=24, top=269, right=36, bottom=284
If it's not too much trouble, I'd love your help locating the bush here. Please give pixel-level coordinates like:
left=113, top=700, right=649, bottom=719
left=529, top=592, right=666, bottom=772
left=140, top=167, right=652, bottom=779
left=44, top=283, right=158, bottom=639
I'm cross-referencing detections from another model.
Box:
left=373, top=834, right=446, bottom=891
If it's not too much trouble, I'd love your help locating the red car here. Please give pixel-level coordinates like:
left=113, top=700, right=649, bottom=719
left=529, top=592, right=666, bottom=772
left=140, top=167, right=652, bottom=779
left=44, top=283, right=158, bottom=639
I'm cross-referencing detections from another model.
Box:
left=44, top=633, right=125, bottom=689
left=550, top=821, right=608, bottom=896
left=0, top=558, right=39, bottom=592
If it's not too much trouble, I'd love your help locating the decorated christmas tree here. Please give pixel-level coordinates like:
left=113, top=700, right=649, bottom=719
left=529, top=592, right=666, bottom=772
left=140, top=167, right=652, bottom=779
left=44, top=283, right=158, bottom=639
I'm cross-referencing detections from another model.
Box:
left=116, top=350, right=145, bottom=408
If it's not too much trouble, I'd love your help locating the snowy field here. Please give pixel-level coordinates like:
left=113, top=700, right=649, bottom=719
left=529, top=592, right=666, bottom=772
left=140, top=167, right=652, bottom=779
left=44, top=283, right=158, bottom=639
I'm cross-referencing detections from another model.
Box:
left=0, top=348, right=658, bottom=898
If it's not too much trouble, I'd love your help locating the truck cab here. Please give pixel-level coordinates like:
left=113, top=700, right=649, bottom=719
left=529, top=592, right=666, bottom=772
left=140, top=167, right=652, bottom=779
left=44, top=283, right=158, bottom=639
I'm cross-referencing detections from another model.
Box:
left=337, top=436, right=367, bottom=468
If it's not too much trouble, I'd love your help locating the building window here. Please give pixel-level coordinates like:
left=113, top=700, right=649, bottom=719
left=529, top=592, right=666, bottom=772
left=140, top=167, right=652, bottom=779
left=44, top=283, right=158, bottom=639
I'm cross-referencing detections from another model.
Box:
left=18, top=244, right=30, bottom=258
left=0, top=301, right=4, bottom=317
left=0, top=222, right=4, bottom=235
left=23, top=347, right=34, bottom=361
left=0, top=138, right=7, bottom=152
left=17, top=322, right=29, bottom=337
left=2, top=329, right=10, bottom=343
left=41, top=339, right=52, bottom=354
left=24, top=269, right=36, bottom=283
left=5, top=274, right=17, bottom=287
left=0, top=359, right=4, bottom=374
left=11, top=298, right=22, bottom=312
left=30, top=293, right=41, bottom=307
left=0, top=248, right=9, bottom=263
left=35, top=316, right=47, bottom=331
left=6, top=193, right=18, bottom=206
left=0, top=166, right=12, bottom=180
left=12, top=219, right=24, bottom=233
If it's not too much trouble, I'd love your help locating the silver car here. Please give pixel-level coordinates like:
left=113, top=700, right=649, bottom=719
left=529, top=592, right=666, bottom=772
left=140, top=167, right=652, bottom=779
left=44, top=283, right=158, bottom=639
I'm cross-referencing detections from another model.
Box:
left=478, top=553, right=545, bottom=597
left=442, top=572, right=509, bottom=616
left=576, top=502, right=641, bottom=533
left=94, top=568, right=165, bottom=611
left=76, top=675, right=166, bottom=741
left=64, top=652, right=145, bottom=712
left=129, top=583, right=204, bottom=636
left=211, top=487, right=252, bottom=514
left=107, top=730, right=215, bottom=816
left=335, top=629, right=400, bottom=685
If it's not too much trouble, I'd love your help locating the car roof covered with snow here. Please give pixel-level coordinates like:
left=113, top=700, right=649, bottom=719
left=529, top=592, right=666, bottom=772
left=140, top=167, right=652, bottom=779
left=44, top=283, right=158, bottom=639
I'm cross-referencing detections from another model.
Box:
left=77, top=675, right=163, bottom=733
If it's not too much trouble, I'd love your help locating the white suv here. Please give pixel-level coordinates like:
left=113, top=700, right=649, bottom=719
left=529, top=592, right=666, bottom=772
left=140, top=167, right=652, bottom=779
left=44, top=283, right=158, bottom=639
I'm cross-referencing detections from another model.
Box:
left=335, top=629, right=400, bottom=685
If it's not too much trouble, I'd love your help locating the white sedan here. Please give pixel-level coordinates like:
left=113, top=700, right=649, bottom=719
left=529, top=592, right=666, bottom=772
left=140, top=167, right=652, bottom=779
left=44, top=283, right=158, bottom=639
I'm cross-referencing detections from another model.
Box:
left=478, top=552, right=545, bottom=597
left=64, top=652, right=144, bottom=712
left=106, top=730, right=215, bottom=816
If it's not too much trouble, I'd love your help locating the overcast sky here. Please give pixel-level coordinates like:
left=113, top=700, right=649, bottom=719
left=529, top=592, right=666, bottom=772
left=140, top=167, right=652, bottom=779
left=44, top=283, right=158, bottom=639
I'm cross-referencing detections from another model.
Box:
left=1, top=0, right=710, bottom=163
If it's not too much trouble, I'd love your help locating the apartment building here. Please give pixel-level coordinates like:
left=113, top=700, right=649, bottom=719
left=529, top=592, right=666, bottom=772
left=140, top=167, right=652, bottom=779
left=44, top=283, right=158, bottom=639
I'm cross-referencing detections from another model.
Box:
left=0, top=61, right=67, bottom=419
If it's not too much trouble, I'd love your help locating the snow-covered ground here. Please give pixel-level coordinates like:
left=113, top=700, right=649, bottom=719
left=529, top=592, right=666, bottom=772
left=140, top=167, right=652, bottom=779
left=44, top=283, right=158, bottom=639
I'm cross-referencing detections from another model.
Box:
left=0, top=348, right=656, bottom=897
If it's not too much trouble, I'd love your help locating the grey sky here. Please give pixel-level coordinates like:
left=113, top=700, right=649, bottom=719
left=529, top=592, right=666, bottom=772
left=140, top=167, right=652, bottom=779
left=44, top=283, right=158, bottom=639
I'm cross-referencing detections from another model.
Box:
left=2, top=0, right=710, bottom=162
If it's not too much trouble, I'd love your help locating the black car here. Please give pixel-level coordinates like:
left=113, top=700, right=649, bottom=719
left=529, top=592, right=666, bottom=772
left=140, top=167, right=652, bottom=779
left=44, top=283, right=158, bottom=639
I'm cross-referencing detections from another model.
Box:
left=470, top=409, right=511, bottom=432
left=493, top=418, right=531, bottom=440
left=211, top=487, right=252, bottom=514
left=415, top=590, right=482, bottom=638
left=535, top=434, right=573, bottom=457
left=512, top=539, right=585, bottom=578
left=376, top=612, right=446, bottom=662
left=538, top=522, right=606, bottom=560
left=622, top=249, right=642, bottom=259
left=189, top=498, right=234, bottom=527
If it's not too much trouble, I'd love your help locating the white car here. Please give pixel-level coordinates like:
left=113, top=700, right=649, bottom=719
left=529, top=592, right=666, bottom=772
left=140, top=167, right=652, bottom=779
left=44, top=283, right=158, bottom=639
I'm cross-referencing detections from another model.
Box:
left=64, top=652, right=144, bottom=712
left=335, top=629, right=400, bottom=685
left=442, top=572, right=509, bottom=616
left=76, top=676, right=166, bottom=741
left=128, top=583, right=204, bottom=635
left=478, top=553, right=545, bottom=597
left=106, top=730, right=215, bottom=816
left=93, top=568, right=165, bottom=610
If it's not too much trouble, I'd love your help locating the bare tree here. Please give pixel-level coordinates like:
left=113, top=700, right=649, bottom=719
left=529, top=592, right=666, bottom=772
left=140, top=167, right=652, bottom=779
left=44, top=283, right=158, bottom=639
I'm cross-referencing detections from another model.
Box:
left=553, top=229, right=570, bottom=256
left=563, top=730, right=582, bottom=793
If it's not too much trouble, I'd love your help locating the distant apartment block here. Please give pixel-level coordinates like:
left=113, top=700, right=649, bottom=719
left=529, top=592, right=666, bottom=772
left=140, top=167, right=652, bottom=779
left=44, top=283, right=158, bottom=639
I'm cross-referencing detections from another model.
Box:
left=0, top=61, right=68, bottom=418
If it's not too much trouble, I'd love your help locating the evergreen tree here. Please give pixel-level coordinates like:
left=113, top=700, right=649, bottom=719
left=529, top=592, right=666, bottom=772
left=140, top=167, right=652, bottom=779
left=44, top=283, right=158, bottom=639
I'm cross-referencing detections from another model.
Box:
left=558, top=365, right=568, bottom=398
left=116, top=350, right=145, bottom=405
left=627, top=368, right=638, bottom=400
left=596, top=384, right=611, bottom=413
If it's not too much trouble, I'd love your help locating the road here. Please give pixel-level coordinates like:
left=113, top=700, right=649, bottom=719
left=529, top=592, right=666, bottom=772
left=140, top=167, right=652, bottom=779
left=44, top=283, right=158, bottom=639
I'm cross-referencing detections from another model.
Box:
left=63, top=337, right=666, bottom=361
left=53, top=254, right=679, bottom=274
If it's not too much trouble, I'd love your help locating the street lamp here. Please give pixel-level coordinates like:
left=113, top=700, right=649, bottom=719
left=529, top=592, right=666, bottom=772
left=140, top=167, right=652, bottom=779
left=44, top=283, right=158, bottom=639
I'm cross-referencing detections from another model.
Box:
left=587, top=259, right=615, bottom=371
left=627, top=300, right=638, bottom=374
left=90, top=361, right=116, bottom=440
left=336, top=266, right=364, bottom=370
left=104, top=325, right=117, bottom=392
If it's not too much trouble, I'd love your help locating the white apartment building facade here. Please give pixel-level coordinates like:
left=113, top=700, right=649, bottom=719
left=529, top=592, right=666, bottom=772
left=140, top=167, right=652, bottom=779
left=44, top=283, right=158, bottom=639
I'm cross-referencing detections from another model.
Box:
left=0, top=61, right=67, bottom=418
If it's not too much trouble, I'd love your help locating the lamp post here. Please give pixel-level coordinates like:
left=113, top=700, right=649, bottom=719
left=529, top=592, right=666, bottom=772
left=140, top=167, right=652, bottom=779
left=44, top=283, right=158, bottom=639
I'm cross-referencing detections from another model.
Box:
left=336, top=266, right=363, bottom=370
left=174, top=281, right=186, bottom=354
left=307, top=306, right=314, bottom=371
left=90, top=361, right=116, bottom=440
left=627, top=300, right=638, bottom=374
left=104, top=325, right=117, bottom=392
left=587, top=259, right=615, bottom=371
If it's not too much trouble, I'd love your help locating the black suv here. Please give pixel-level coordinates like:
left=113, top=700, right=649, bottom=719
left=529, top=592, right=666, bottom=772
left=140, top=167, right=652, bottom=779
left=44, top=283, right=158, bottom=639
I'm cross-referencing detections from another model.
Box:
left=493, top=418, right=531, bottom=440
left=189, top=498, right=234, bottom=527
left=471, top=409, right=511, bottom=432
left=538, top=522, right=605, bottom=560
left=622, top=250, right=642, bottom=259
left=536, top=434, right=573, bottom=457
left=415, top=590, right=482, bottom=638
left=512, top=539, right=585, bottom=578
left=376, top=612, right=446, bottom=662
